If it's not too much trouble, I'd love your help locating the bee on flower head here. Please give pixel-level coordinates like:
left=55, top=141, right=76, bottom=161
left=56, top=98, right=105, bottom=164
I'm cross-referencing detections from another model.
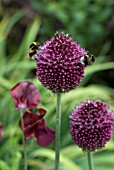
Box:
left=80, top=54, right=95, bottom=66
left=25, top=42, right=39, bottom=60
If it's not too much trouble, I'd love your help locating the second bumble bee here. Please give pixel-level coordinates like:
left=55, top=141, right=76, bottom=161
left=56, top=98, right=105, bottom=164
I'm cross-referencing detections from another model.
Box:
left=81, top=54, right=95, bottom=66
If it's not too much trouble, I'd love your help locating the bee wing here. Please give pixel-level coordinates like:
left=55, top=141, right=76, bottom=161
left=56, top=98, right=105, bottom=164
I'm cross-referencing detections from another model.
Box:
left=23, top=57, right=29, bottom=62
left=24, top=44, right=35, bottom=57
left=23, top=44, right=39, bottom=61
left=24, top=49, right=30, bottom=57
left=22, top=49, right=31, bottom=62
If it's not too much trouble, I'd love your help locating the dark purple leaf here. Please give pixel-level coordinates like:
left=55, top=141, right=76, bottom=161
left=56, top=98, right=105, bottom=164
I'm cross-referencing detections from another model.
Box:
left=10, top=81, right=40, bottom=109
left=19, top=111, right=40, bottom=138
left=34, top=126, right=55, bottom=146
left=18, top=109, right=55, bottom=146
left=38, top=108, right=47, bottom=118
left=19, top=111, right=46, bottom=138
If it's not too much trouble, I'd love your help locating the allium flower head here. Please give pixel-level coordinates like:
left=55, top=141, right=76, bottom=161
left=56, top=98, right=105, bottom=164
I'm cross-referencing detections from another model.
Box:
left=19, top=109, right=55, bottom=146
left=70, top=100, right=114, bottom=151
left=36, top=32, right=87, bottom=93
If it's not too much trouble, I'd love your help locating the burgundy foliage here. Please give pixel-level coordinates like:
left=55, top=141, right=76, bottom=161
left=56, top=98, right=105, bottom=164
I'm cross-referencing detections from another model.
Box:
left=19, top=109, right=55, bottom=146
left=10, top=81, right=40, bottom=110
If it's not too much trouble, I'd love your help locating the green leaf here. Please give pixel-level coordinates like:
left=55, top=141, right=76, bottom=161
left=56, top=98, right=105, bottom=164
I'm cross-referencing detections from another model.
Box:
left=11, top=152, right=22, bottom=170
left=0, top=76, right=12, bottom=89
left=29, top=148, right=82, bottom=170
left=61, top=145, right=82, bottom=158
left=14, top=17, right=41, bottom=61
left=0, top=160, right=10, bottom=170
left=0, top=61, right=36, bottom=76
left=5, top=10, right=25, bottom=35
left=85, top=62, right=114, bottom=76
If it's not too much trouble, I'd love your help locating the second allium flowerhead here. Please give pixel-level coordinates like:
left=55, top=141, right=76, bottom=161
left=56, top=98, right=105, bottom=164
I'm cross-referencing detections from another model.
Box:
left=36, top=32, right=87, bottom=93
left=70, top=100, right=114, bottom=151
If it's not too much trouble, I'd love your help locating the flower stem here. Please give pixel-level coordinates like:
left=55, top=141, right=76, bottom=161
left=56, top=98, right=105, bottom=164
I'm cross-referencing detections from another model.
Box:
left=87, top=152, right=94, bottom=170
left=20, top=110, right=27, bottom=170
left=55, top=93, right=61, bottom=170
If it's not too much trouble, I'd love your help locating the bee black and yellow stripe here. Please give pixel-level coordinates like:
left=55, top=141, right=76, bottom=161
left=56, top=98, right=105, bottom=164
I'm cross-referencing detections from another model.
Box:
left=85, top=54, right=90, bottom=59
left=81, top=54, right=95, bottom=66
left=29, top=49, right=37, bottom=58
left=29, top=42, right=39, bottom=50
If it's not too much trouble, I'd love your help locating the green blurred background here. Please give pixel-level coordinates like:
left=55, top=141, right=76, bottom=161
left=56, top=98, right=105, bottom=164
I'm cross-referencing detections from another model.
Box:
left=0, top=0, right=114, bottom=170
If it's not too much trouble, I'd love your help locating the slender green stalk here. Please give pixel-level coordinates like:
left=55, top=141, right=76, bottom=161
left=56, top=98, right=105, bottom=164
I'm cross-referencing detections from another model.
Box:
left=87, top=152, right=94, bottom=170
left=55, top=93, right=62, bottom=170
left=20, top=110, right=27, bottom=170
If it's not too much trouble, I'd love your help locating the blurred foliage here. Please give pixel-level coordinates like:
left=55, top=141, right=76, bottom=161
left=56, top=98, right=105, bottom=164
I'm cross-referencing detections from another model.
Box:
left=0, top=0, right=114, bottom=170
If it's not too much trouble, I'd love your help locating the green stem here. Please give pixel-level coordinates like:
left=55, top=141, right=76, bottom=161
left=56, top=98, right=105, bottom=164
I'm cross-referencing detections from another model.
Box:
left=87, top=152, right=94, bottom=170
left=55, top=93, right=62, bottom=170
left=20, top=110, right=27, bottom=170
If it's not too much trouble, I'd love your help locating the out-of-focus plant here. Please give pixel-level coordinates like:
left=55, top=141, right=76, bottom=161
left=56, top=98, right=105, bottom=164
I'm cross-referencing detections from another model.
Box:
left=29, top=0, right=114, bottom=53
left=0, top=123, right=3, bottom=141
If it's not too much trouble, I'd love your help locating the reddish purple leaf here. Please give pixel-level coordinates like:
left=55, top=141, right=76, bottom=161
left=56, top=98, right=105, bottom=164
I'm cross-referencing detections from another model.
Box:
left=24, top=119, right=46, bottom=138
left=18, top=111, right=38, bottom=138
left=18, top=110, right=55, bottom=146
left=19, top=111, right=46, bottom=138
left=34, top=126, right=55, bottom=146
left=0, top=123, right=3, bottom=141
left=10, top=81, right=40, bottom=109
left=38, top=108, right=47, bottom=117
left=19, top=111, right=40, bottom=128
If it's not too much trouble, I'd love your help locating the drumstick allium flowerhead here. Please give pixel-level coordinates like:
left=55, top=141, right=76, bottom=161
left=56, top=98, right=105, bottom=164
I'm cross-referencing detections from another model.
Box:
left=70, top=100, right=114, bottom=151
left=36, top=32, right=87, bottom=93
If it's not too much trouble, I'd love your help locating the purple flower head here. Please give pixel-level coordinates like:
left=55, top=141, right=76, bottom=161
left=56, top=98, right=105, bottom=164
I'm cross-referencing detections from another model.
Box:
left=0, top=123, right=3, bottom=141
left=10, top=81, right=40, bottom=110
left=36, top=32, right=87, bottom=93
left=18, top=108, right=55, bottom=146
left=70, top=100, right=114, bottom=151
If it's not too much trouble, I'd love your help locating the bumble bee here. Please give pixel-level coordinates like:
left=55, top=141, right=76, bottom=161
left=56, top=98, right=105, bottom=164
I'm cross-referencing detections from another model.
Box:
left=25, top=42, right=39, bottom=60
left=80, top=54, right=95, bottom=66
